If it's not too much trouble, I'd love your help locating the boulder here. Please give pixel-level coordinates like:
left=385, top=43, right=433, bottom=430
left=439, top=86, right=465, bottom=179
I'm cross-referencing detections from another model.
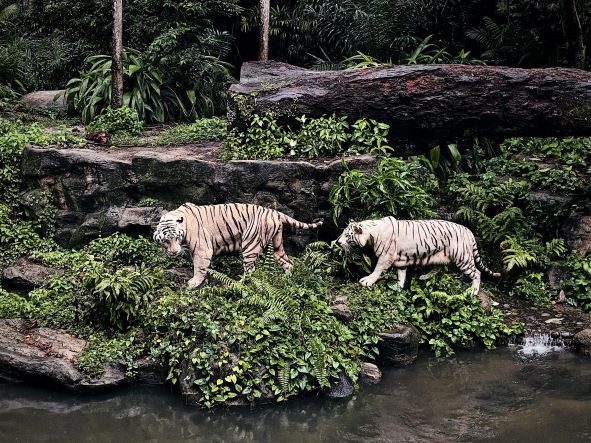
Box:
left=22, top=145, right=376, bottom=248
left=360, top=362, right=382, bottom=385
left=325, top=371, right=355, bottom=398
left=1, top=258, right=63, bottom=292
left=331, top=303, right=353, bottom=323
left=21, top=90, right=67, bottom=111
left=377, top=324, right=420, bottom=366
left=0, top=318, right=125, bottom=391
left=573, top=329, right=591, bottom=356
left=560, top=215, right=591, bottom=256
left=547, top=263, right=571, bottom=290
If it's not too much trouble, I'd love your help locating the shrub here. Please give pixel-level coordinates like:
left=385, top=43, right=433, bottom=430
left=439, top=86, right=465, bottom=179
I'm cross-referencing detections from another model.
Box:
left=155, top=118, right=227, bottom=145
left=65, top=49, right=186, bottom=123
left=222, top=113, right=392, bottom=160
left=563, top=253, right=591, bottom=312
left=223, top=113, right=288, bottom=160
left=330, top=156, right=437, bottom=223
left=87, top=106, right=143, bottom=135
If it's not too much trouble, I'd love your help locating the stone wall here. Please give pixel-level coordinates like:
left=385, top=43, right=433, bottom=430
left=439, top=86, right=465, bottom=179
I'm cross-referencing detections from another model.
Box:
left=21, top=144, right=376, bottom=249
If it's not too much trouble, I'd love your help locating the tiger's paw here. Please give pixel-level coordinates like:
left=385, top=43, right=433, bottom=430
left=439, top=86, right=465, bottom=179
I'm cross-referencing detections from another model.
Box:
left=359, top=276, right=377, bottom=287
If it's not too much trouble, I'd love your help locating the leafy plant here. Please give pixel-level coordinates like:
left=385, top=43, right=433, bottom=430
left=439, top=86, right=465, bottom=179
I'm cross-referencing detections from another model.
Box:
left=87, top=106, right=143, bottom=135
left=64, top=48, right=186, bottom=123
left=292, top=114, right=349, bottom=158
left=330, top=155, right=437, bottom=224
left=563, top=253, right=591, bottom=311
left=223, top=112, right=288, bottom=160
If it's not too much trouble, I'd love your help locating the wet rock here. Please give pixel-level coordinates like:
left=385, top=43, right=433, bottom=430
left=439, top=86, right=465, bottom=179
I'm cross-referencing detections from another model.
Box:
left=360, top=362, right=382, bottom=385
left=560, top=215, right=591, bottom=256
left=331, top=303, right=353, bottom=323
left=21, top=145, right=376, bottom=248
left=21, top=90, right=67, bottom=111
left=547, top=264, right=570, bottom=290
left=377, top=325, right=419, bottom=366
left=478, top=290, right=491, bottom=311
left=0, top=319, right=125, bottom=391
left=133, top=358, right=165, bottom=385
left=326, top=371, right=355, bottom=398
left=1, top=258, right=63, bottom=292
left=573, top=329, right=591, bottom=356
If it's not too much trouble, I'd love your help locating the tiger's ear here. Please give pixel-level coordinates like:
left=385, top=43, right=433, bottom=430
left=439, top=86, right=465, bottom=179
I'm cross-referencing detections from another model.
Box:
left=177, top=217, right=184, bottom=223
left=353, top=224, right=363, bottom=235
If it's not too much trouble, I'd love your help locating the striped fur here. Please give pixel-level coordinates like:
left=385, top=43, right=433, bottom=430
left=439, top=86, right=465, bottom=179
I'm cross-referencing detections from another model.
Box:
left=154, top=203, right=323, bottom=288
left=337, top=217, right=500, bottom=294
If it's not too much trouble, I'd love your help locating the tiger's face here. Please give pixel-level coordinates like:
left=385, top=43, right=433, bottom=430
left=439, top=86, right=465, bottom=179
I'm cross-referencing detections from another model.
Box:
left=337, top=221, right=368, bottom=253
left=153, top=211, right=186, bottom=255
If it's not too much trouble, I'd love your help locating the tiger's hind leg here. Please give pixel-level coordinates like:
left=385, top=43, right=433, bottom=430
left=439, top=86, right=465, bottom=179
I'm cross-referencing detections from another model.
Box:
left=242, top=239, right=264, bottom=274
left=397, top=267, right=408, bottom=289
left=272, top=229, right=293, bottom=272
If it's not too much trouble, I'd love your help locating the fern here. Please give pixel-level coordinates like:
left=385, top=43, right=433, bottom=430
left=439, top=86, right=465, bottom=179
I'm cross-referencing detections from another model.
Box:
left=309, top=337, right=329, bottom=388
left=500, top=237, right=539, bottom=271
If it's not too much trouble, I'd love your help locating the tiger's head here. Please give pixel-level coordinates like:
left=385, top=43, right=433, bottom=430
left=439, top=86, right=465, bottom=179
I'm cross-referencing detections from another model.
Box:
left=153, top=210, right=186, bottom=255
left=337, top=220, right=368, bottom=253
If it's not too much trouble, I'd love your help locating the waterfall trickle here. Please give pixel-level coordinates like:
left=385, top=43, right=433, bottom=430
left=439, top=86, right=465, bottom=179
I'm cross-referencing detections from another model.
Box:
left=509, top=332, right=569, bottom=356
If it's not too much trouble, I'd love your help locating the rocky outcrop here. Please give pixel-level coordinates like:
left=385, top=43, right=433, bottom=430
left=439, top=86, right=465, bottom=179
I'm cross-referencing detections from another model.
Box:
left=561, top=214, right=591, bottom=256
left=21, top=144, right=375, bottom=249
left=21, top=90, right=67, bottom=112
left=573, top=329, right=591, bottom=356
left=2, top=258, right=63, bottom=292
left=0, top=319, right=125, bottom=391
left=377, top=325, right=420, bottom=366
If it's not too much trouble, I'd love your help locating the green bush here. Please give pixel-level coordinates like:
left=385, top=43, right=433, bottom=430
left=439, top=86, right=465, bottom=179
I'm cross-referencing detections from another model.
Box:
left=563, top=253, right=591, bottom=311
left=148, top=265, right=361, bottom=407
left=222, top=113, right=392, bottom=160
left=0, top=119, right=82, bottom=207
left=330, top=155, right=437, bottom=223
left=65, top=49, right=186, bottom=123
left=87, top=106, right=143, bottom=135
left=155, top=118, right=227, bottom=145
left=0, top=289, right=31, bottom=318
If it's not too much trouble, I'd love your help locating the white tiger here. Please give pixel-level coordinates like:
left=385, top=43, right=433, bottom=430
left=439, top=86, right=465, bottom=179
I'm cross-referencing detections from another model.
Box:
left=337, top=217, right=500, bottom=294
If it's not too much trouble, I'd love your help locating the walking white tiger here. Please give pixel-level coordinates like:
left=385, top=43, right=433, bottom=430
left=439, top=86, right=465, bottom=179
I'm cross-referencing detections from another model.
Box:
left=153, top=203, right=323, bottom=288
left=337, top=217, right=500, bottom=294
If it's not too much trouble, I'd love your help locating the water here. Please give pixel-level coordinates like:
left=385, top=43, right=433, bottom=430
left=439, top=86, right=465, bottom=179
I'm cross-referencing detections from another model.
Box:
left=1, top=347, right=591, bottom=443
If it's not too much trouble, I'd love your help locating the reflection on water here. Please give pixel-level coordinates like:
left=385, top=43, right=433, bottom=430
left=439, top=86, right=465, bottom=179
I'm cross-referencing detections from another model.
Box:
left=1, top=348, right=590, bottom=443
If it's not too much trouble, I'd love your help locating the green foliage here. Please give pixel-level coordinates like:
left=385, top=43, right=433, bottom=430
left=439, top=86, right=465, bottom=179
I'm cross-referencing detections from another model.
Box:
left=511, top=272, right=551, bottom=305
left=0, top=288, right=31, bottom=318
left=330, top=155, right=437, bottom=223
left=223, top=113, right=392, bottom=160
left=346, top=272, right=522, bottom=358
left=223, top=113, right=288, bottom=160
left=76, top=333, right=143, bottom=379
left=154, top=118, right=227, bottom=145
left=64, top=49, right=186, bottom=123
left=82, top=263, right=165, bottom=331
left=502, top=137, right=591, bottom=168
left=563, top=253, right=591, bottom=312
left=500, top=237, right=565, bottom=272
left=148, top=264, right=360, bottom=407
left=292, top=115, right=350, bottom=158
left=0, top=119, right=82, bottom=207
left=448, top=173, right=534, bottom=244
left=87, top=106, right=143, bottom=135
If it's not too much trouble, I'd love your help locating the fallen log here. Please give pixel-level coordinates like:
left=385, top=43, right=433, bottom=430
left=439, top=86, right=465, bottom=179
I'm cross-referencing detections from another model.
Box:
left=228, top=61, right=591, bottom=153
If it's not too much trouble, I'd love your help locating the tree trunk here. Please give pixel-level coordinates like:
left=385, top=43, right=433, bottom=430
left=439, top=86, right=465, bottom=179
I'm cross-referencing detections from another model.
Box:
left=111, top=0, right=124, bottom=109
left=258, top=0, right=270, bottom=61
left=228, top=61, right=591, bottom=153
left=562, top=0, right=586, bottom=69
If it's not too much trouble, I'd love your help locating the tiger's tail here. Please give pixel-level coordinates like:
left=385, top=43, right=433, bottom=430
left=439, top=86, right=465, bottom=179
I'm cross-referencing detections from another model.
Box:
left=280, top=213, right=323, bottom=230
left=473, top=243, right=501, bottom=278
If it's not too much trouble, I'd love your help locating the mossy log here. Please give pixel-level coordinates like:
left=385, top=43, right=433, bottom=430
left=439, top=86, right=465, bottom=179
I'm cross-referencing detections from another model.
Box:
left=228, top=61, right=591, bottom=153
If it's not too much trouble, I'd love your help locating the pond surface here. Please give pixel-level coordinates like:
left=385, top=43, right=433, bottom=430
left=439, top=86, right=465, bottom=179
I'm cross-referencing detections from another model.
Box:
left=1, top=346, right=590, bottom=443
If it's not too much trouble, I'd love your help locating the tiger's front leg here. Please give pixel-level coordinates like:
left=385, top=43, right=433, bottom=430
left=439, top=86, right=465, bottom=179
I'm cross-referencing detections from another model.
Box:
left=359, top=255, right=394, bottom=287
left=188, top=250, right=213, bottom=289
